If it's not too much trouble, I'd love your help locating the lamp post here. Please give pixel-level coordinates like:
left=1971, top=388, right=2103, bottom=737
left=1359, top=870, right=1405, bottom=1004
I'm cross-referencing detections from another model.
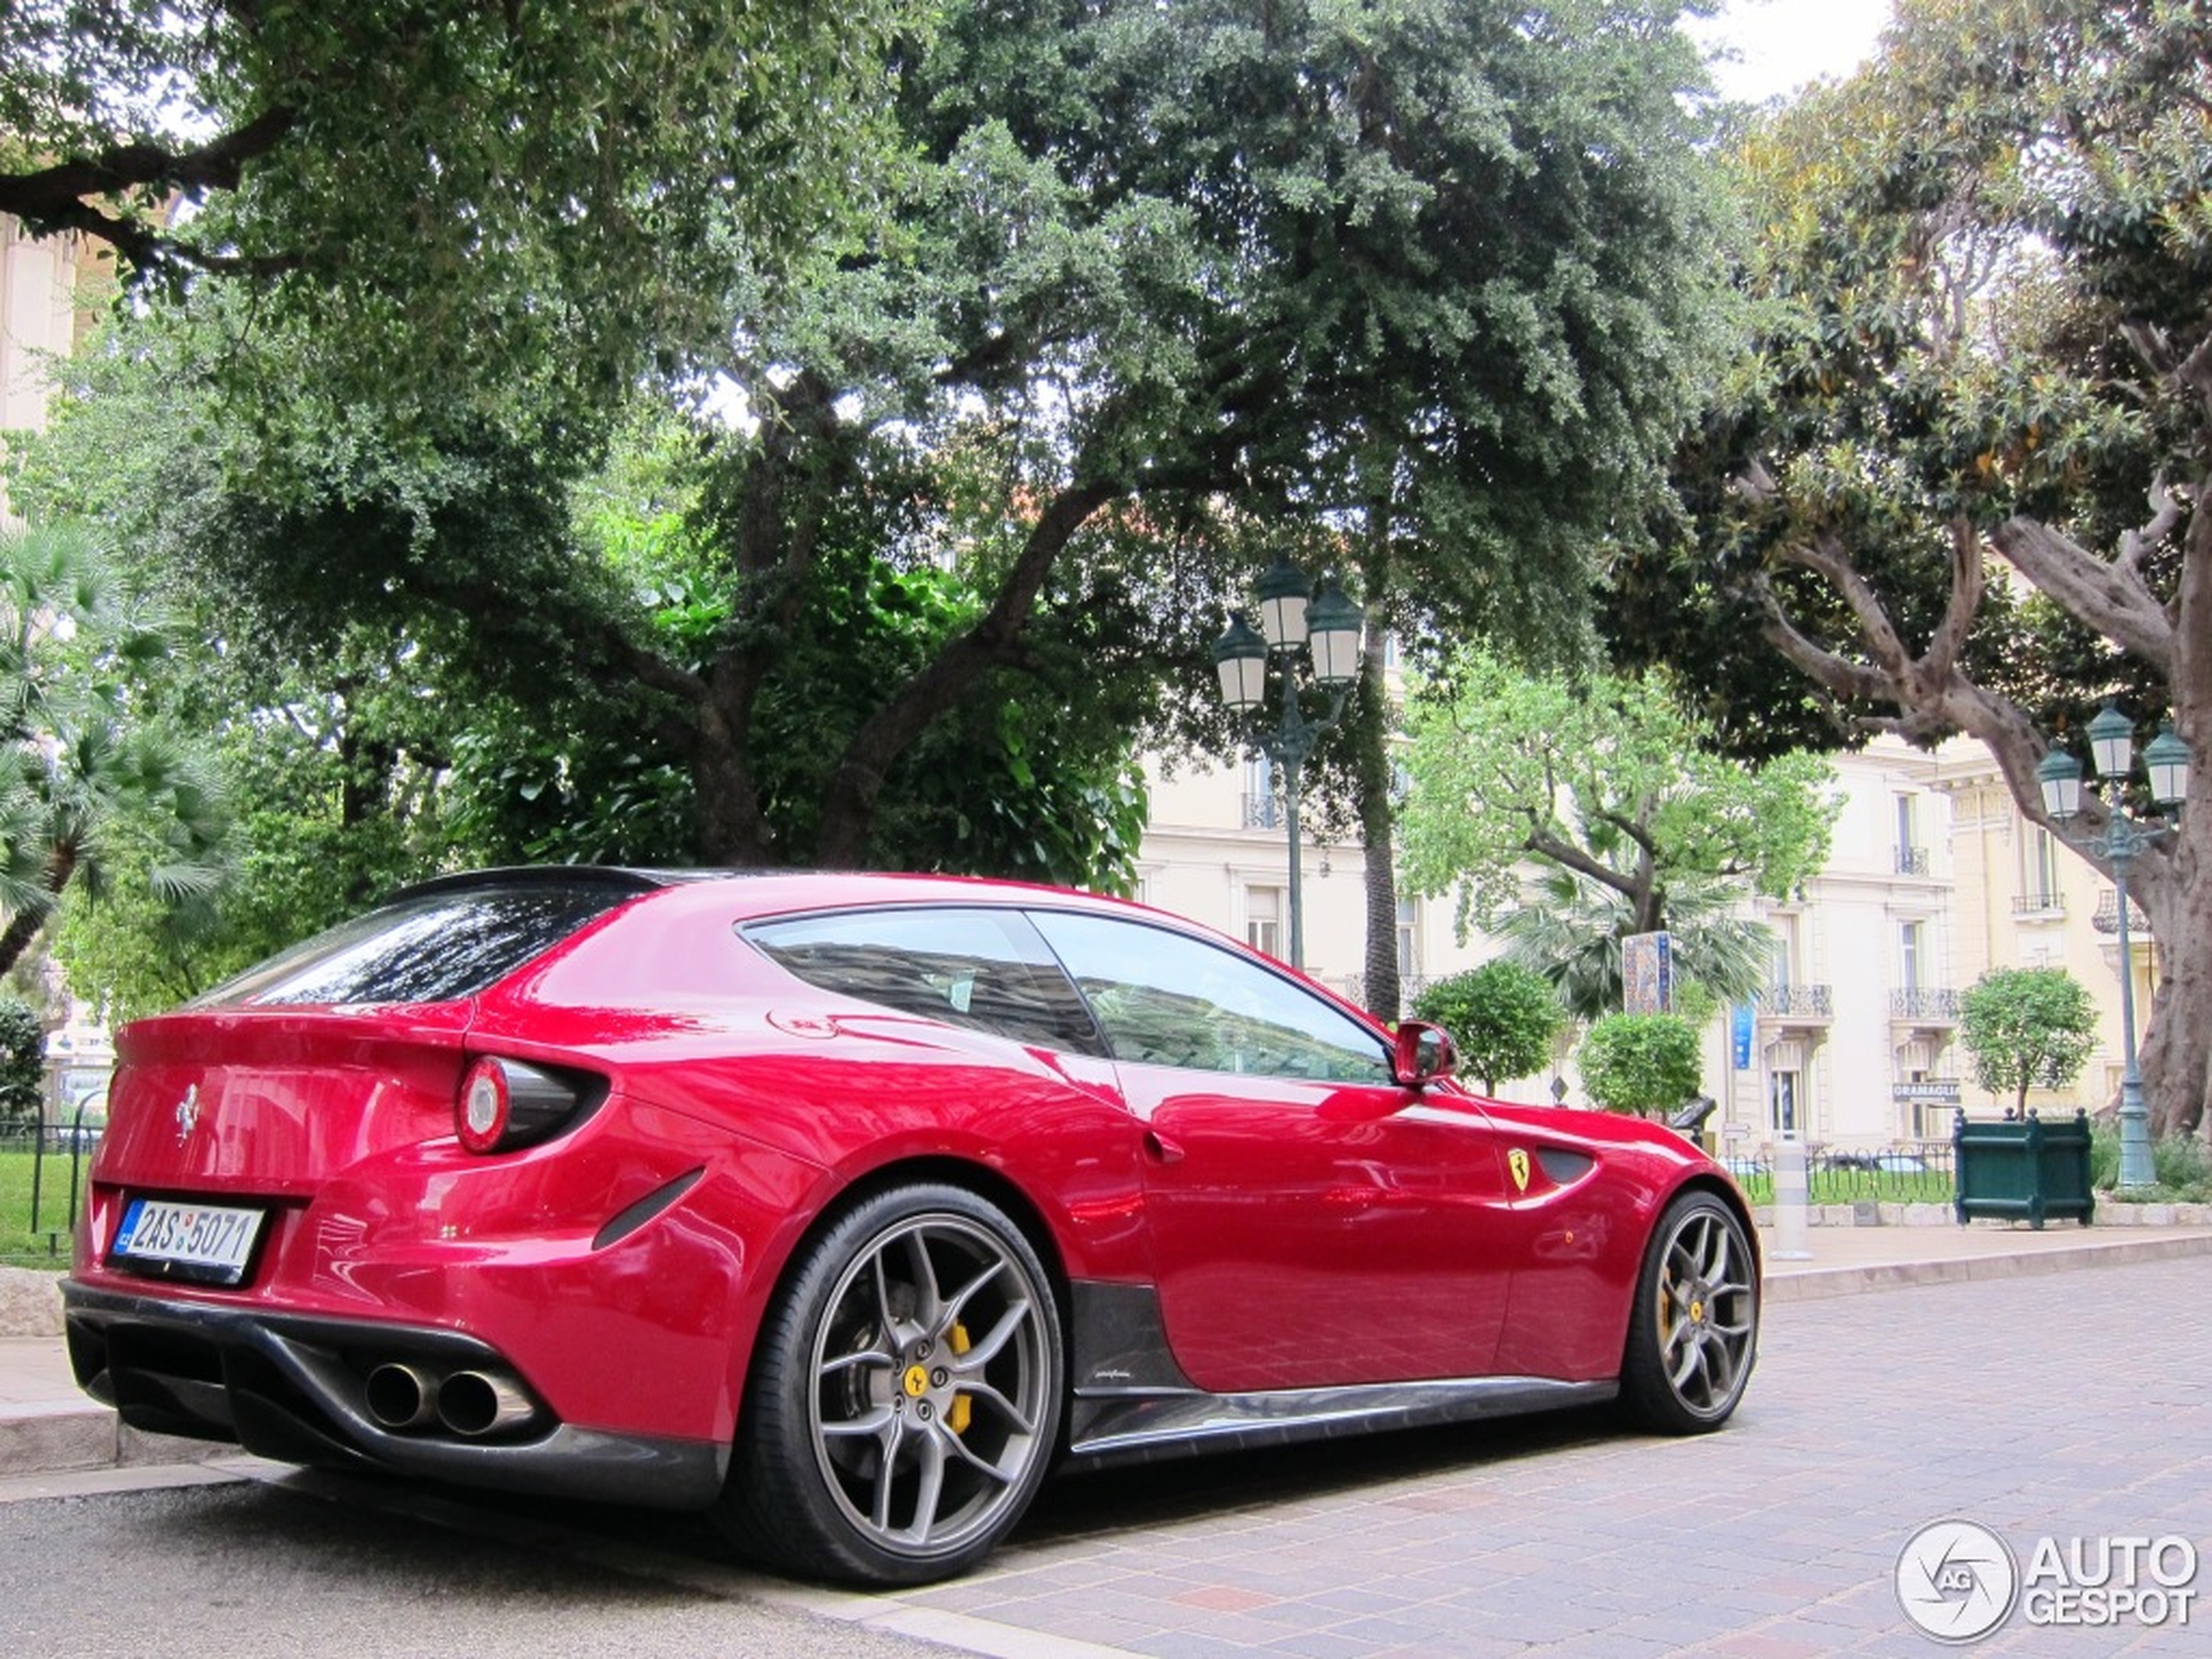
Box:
left=2035, top=705, right=2191, bottom=1190
left=1211, top=559, right=1362, bottom=969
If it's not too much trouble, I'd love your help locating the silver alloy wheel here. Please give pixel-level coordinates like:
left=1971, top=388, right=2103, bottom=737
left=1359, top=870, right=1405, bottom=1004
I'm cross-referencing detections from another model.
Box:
left=806, top=1211, right=1052, bottom=1559
left=1653, top=1203, right=1756, bottom=1418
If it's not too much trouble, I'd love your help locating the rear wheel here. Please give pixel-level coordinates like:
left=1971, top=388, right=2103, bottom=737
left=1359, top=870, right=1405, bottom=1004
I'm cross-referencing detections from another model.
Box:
left=717, top=1184, right=1062, bottom=1585
left=1619, top=1190, right=1757, bottom=1433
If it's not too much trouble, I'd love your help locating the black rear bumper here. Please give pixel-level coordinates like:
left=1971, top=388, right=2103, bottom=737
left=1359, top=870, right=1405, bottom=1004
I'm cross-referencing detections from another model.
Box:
left=62, top=1281, right=725, bottom=1510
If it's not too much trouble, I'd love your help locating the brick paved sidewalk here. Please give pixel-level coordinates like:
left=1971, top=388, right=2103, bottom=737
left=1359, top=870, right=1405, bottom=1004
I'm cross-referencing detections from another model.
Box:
left=861, top=1255, right=2210, bottom=1657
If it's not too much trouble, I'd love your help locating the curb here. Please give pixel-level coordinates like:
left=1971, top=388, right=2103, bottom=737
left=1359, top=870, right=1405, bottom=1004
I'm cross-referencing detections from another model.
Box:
left=0, top=1399, right=227, bottom=1479
left=1764, top=1230, right=2212, bottom=1304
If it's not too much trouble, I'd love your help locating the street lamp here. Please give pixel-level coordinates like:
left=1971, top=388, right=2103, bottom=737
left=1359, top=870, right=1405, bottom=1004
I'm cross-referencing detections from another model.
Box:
left=1211, top=559, right=1363, bottom=969
left=2036, top=706, right=2191, bottom=1190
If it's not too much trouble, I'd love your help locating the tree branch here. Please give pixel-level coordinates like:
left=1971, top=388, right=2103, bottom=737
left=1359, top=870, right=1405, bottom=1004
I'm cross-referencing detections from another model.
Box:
left=0, top=107, right=302, bottom=273
left=1988, top=515, right=2174, bottom=674
left=812, top=475, right=1121, bottom=863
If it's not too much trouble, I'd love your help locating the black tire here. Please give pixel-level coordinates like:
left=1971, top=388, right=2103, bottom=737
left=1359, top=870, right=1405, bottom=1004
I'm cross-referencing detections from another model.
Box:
left=714, top=1184, right=1063, bottom=1586
left=1618, top=1190, right=1758, bottom=1434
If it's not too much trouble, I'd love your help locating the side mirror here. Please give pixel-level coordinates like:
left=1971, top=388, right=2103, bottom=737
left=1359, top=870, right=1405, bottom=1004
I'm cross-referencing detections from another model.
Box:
left=1393, top=1021, right=1457, bottom=1088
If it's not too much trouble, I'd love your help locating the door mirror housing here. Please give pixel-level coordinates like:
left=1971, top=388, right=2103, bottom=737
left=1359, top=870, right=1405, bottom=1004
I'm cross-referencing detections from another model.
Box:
left=1393, top=1021, right=1457, bottom=1088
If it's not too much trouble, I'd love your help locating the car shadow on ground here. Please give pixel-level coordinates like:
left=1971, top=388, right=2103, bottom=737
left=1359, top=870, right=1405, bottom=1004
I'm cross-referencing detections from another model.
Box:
left=208, top=1403, right=1635, bottom=1593
left=1016, top=1403, right=1624, bottom=1544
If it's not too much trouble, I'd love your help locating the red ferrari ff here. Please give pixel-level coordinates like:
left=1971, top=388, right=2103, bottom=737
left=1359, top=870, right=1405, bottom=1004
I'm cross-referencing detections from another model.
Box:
left=65, top=868, right=1758, bottom=1584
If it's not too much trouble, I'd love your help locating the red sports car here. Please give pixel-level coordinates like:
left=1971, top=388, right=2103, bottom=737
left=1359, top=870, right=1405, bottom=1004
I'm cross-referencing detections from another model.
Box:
left=65, top=868, right=1758, bottom=1584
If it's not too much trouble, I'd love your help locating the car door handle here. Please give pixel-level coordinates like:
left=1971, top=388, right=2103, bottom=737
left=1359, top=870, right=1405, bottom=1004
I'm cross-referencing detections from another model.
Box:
left=1143, top=1130, right=1185, bottom=1164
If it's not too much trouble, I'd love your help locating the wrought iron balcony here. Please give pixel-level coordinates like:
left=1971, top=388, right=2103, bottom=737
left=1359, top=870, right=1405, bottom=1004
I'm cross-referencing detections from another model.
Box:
left=2011, top=891, right=2066, bottom=917
left=1240, top=792, right=1282, bottom=830
left=1894, top=845, right=1931, bottom=876
left=2092, top=891, right=2149, bottom=935
left=1890, top=987, right=1961, bottom=1022
left=1759, top=983, right=1833, bottom=1020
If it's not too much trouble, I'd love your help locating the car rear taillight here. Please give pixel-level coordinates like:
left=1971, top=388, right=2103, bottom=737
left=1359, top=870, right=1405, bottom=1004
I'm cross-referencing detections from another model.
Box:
left=456, top=1057, right=601, bottom=1155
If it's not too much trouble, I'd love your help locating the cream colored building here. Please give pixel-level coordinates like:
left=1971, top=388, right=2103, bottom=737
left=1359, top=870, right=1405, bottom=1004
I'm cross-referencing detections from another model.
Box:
left=2, top=219, right=95, bottom=447
left=1703, top=737, right=1963, bottom=1154
left=1935, top=740, right=2148, bottom=1118
left=1136, top=730, right=2122, bottom=1152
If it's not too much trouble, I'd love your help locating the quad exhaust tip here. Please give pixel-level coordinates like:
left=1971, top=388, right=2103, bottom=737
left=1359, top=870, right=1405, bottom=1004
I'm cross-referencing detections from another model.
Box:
left=435, top=1369, right=537, bottom=1438
left=363, top=1360, right=537, bottom=1439
left=363, top=1362, right=441, bottom=1431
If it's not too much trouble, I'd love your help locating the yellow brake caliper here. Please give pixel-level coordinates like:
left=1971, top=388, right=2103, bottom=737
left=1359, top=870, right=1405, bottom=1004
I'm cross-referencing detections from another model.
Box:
left=948, top=1323, right=973, bottom=1434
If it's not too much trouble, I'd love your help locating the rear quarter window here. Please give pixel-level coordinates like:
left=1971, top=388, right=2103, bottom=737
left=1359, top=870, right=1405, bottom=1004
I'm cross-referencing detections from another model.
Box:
left=192, top=882, right=638, bottom=1008
left=745, top=907, right=1106, bottom=1056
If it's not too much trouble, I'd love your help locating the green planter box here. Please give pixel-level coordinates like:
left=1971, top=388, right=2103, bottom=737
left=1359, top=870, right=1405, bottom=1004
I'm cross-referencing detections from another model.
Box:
left=1953, top=1109, right=2094, bottom=1229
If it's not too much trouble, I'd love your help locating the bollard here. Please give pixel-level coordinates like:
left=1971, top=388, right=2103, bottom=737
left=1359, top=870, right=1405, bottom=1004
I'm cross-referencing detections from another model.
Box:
left=1771, top=1136, right=1813, bottom=1260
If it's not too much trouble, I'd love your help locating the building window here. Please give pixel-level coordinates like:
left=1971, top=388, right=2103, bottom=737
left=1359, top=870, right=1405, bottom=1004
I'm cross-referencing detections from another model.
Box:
left=1245, top=887, right=1283, bottom=960
left=1395, top=898, right=1417, bottom=979
left=1770, top=915, right=1798, bottom=988
left=1894, top=793, right=1928, bottom=874
left=1769, top=1069, right=1799, bottom=1137
left=1242, top=756, right=1280, bottom=830
left=1898, top=919, right=1925, bottom=991
left=2025, top=826, right=2061, bottom=908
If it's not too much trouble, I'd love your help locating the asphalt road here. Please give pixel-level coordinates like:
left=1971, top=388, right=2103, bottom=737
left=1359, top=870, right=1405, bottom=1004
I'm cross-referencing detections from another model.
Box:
left=4, top=1258, right=2208, bottom=1657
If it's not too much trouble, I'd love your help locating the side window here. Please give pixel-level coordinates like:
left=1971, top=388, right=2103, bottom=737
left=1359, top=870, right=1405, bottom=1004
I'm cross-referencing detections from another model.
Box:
left=745, top=908, right=1104, bottom=1056
left=1028, top=910, right=1392, bottom=1084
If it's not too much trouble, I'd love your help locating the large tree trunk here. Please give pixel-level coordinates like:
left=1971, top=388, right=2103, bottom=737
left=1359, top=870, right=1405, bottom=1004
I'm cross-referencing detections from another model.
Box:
left=1754, top=505, right=2212, bottom=1142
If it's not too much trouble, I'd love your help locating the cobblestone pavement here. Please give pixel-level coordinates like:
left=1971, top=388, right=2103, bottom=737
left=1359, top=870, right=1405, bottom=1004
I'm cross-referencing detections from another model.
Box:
left=852, top=1256, right=2210, bottom=1657
left=7, top=1249, right=2207, bottom=1656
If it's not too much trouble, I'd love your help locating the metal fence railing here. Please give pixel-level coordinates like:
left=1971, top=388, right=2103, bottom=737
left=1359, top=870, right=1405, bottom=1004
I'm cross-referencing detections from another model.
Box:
left=1718, top=1140, right=1958, bottom=1204
left=1, top=1109, right=104, bottom=1264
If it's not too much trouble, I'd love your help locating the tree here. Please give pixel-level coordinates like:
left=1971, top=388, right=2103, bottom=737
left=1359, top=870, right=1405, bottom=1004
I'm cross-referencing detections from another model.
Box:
left=1577, top=1012, right=1702, bottom=1117
left=1959, top=968, right=2098, bottom=1116
left=18, top=0, right=1741, bottom=961
left=0, top=997, right=41, bottom=1130
left=1399, top=648, right=1837, bottom=968
left=0, top=0, right=907, bottom=419
left=1651, top=0, right=2212, bottom=1135
left=1412, top=961, right=1565, bottom=1096
left=1492, top=867, right=1777, bottom=1026
left=0, top=522, right=228, bottom=981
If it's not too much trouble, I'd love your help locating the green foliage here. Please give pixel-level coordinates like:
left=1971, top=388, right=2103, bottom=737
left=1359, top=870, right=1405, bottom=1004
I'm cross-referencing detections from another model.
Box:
left=0, top=998, right=42, bottom=1128
left=1412, top=961, right=1564, bottom=1095
left=1576, top=1012, right=1703, bottom=1117
left=2087, top=1122, right=2212, bottom=1202
left=1400, top=650, right=1828, bottom=1019
left=1403, top=649, right=1838, bottom=934
left=0, top=0, right=908, bottom=428
left=16, top=0, right=1743, bottom=959
left=1498, top=870, right=1783, bottom=1026
left=0, top=521, right=230, bottom=981
left=1959, top=968, right=2098, bottom=1115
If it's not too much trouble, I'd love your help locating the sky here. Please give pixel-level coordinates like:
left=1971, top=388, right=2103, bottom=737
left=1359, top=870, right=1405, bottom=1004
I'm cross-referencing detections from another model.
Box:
left=1690, top=0, right=1898, bottom=104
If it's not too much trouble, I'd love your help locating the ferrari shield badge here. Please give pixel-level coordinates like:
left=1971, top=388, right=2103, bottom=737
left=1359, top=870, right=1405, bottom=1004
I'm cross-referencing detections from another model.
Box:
left=1507, top=1147, right=1531, bottom=1193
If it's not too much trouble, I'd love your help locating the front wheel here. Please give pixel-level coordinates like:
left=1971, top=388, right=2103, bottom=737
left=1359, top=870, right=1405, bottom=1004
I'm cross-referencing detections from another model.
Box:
left=716, top=1184, right=1063, bottom=1585
left=1619, top=1190, right=1758, bottom=1434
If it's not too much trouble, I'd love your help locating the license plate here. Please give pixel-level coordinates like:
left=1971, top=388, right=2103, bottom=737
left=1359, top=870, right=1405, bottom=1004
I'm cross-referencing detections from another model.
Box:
left=111, top=1197, right=266, bottom=1285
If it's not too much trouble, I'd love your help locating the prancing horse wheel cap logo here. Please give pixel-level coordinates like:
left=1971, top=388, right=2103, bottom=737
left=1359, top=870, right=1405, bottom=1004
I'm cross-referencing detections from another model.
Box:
left=1894, top=1518, right=2020, bottom=1643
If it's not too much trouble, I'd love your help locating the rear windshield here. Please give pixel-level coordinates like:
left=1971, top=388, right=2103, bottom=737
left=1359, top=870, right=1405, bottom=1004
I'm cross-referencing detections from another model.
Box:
left=192, top=882, right=635, bottom=1008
